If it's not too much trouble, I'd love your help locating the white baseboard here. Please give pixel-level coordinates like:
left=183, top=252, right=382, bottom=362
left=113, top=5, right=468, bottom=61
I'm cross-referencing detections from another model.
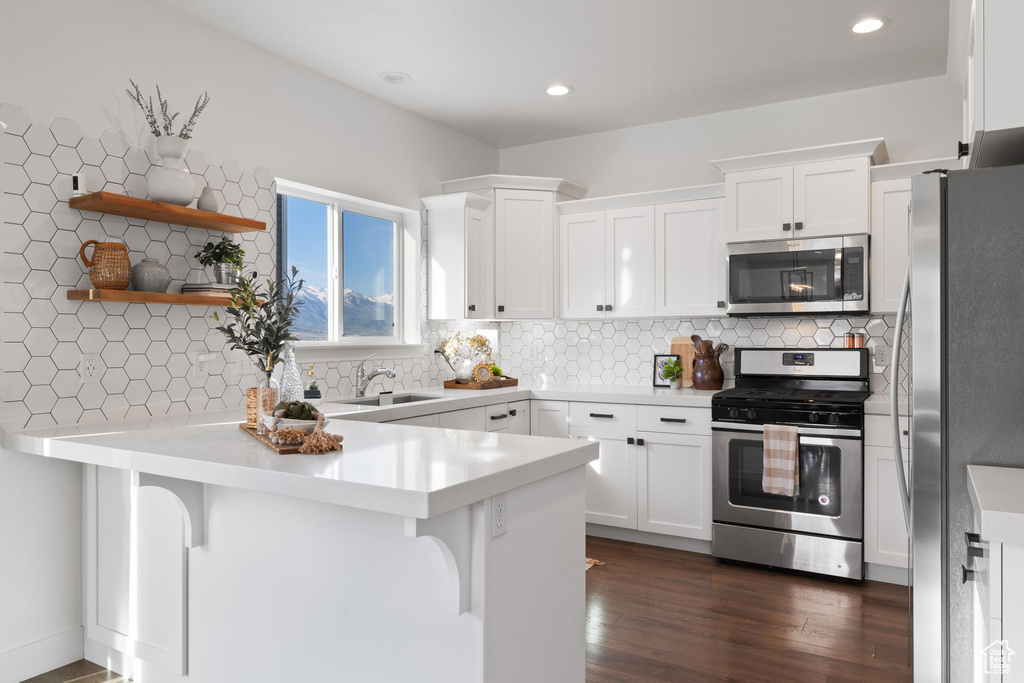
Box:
left=0, top=626, right=83, bottom=683
left=84, top=638, right=130, bottom=679
left=586, top=524, right=713, bottom=555
left=865, top=562, right=910, bottom=585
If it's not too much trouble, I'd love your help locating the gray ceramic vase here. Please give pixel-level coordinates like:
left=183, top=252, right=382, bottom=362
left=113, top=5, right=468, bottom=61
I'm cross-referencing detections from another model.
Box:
left=131, top=258, right=172, bottom=293
left=197, top=185, right=220, bottom=213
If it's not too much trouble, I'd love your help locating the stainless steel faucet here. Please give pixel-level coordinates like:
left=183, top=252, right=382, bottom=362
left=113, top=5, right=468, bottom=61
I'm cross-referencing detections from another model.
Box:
left=355, top=353, right=396, bottom=397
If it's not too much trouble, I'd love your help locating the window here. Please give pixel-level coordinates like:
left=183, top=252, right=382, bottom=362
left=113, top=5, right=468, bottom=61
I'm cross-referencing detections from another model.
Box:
left=276, top=180, right=418, bottom=350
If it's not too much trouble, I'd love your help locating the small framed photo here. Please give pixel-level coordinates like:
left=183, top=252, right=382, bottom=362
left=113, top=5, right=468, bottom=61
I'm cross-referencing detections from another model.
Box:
left=653, top=354, right=681, bottom=388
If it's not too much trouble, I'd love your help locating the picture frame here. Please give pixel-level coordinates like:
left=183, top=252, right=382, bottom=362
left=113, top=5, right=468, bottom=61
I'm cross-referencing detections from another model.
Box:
left=653, top=354, right=681, bottom=388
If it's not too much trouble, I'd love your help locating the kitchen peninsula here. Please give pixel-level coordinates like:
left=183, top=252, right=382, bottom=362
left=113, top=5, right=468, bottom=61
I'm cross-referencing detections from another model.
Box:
left=4, top=409, right=597, bottom=682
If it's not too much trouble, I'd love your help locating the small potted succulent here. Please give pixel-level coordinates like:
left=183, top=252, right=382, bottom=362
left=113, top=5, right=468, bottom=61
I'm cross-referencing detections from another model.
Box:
left=195, top=236, right=245, bottom=284
left=660, top=358, right=684, bottom=390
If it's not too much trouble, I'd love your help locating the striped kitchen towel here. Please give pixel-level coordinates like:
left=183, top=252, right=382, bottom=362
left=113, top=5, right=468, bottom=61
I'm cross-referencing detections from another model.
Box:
left=762, top=423, right=799, bottom=497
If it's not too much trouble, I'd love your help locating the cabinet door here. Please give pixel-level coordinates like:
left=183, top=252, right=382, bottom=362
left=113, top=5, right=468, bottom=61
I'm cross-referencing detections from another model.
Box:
left=438, top=407, right=486, bottom=431
left=605, top=206, right=656, bottom=318
left=494, top=189, right=555, bottom=319
left=636, top=432, right=712, bottom=539
left=559, top=211, right=606, bottom=319
left=655, top=198, right=725, bottom=317
left=388, top=414, right=441, bottom=427
left=864, top=445, right=910, bottom=568
left=793, top=157, right=870, bottom=237
left=507, top=400, right=531, bottom=435
left=724, top=166, right=794, bottom=243
left=465, top=206, right=494, bottom=319
left=571, top=426, right=637, bottom=529
left=531, top=400, right=569, bottom=438
left=870, top=178, right=912, bottom=314
left=485, top=402, right=509, bottom=432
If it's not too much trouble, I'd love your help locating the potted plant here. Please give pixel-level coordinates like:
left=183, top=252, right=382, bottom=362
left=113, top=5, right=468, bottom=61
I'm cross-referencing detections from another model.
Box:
left=195, top=236, right=245, bottom=284
left=212, top=267, right=304, bottom=433
left=660, top=358, right=684, bottom=390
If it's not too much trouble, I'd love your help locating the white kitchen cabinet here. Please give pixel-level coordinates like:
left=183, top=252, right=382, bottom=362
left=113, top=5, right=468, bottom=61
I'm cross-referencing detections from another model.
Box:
left=438, top=407, right=486, bottom=431
left=864, top=445, right=910, bottom=568
left=793, top=157, right=871, bottom=238
left=558, top=206, right=655, bottom=319
left=723, top=166, right=794, bottom=242
left=507, top=400, right=530, bottom=435
left=870, top=178, right=912, bottom=314
left=485, top=402, right=509, bottom=431
left=654, top=198, right=726, bottom=316
left=494, top=188, right=556, bottom=319
left=636, top=432, right=712, bottom=540
left=531, top=400, right=569, bottom=438
left=387, top=414, right=441, bottom=428
left=423, top=192, right=493, bottom=320
left=559, top=210, right=606, bottom=318
left=570, top=425, right=637, bottom=529
left=605, top=206, right=656, bottom=318
left=465, top=205, right=494, bottom=319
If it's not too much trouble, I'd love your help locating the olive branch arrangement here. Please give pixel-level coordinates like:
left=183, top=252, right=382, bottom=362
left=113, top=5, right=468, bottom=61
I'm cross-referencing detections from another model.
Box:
left=212, top=267, right=305, bottom=373
left=126, top=80, right=211, bottom=140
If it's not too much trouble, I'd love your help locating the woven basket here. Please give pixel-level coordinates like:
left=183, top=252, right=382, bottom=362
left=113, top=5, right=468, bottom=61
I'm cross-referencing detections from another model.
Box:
left=79, top=240, right=131, bottom=290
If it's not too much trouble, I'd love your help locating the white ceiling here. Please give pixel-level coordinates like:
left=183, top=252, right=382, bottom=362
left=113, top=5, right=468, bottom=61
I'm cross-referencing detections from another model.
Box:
left=160, top=0, right=950, bottom=149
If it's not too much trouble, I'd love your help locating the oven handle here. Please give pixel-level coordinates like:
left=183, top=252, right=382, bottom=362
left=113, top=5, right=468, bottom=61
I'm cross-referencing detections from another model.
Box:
left=711, top=421, right=861, bottom=439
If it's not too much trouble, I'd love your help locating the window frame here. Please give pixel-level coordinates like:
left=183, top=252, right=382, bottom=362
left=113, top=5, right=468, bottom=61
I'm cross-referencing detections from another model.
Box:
left=276, top=178, right=424, bottom=362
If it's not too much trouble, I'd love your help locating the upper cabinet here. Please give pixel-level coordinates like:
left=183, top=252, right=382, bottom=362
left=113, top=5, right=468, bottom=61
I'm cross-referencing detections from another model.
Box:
left=425, top=175, right=586, bottom=321
left=713, top=139, right=887, bottom=243
left=654, top=198, right=725, bottom=317
left=869, top=178, right=912, bottom=315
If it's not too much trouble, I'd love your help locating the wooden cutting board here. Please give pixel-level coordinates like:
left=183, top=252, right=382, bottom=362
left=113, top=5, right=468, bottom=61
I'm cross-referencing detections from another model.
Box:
left=669, top=337, right=697, bottom=388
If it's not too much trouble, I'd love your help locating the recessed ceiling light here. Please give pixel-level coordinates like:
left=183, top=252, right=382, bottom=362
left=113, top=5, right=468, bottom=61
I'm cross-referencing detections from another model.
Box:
left=851, top=17, right=889, bottom=34
left=546, top=85, right=573, bottom=96
left=378, top=71, right=412, bottom=85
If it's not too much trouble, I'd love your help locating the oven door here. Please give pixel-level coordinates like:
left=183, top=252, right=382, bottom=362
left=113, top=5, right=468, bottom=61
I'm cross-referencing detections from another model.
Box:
left=726, top=235, right=868, bottom=316
left=712, top=422, right=863, bottom=539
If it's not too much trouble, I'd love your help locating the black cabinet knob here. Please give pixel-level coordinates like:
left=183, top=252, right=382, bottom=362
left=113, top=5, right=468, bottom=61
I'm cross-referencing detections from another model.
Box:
left=637, top=438, right=645, bottom=446
left=509, top=409, right=517, bottom=417
left=794, top=221, right=803, bottom=231
left=958, top=141, right=970, bottom=159
left=717, top=301, right=726, bottom=309
left=497, top=305, right=504, bottom=312
left=605, top=304, right=613, bottom=312
left=468, top=304, right=476, bottom=311
left=627, top=437, right=635, bottom=445
left=596, top=304, right=604, bottom=311
left=782, top=223, right=792, bottom=231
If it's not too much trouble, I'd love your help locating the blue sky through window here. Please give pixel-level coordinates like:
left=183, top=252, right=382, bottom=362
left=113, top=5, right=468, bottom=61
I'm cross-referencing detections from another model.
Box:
left=283, top=196, right=328, bottom=289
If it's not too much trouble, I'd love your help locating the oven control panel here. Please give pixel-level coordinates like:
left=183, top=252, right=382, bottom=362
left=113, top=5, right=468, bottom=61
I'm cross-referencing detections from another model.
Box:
left=783, top=352, right=814, bottom=366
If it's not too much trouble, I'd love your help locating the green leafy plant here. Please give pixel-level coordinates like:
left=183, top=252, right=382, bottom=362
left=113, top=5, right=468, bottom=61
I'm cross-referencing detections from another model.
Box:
left=212, top=267, right=304, bottom=372
left=195, top=236, right=245, bottom=267
left=661, top=358, right=683, bottom=382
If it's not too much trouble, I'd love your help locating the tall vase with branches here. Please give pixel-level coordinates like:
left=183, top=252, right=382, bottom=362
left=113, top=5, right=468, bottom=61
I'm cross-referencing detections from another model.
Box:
left=213, top=267, right=304, bottom=432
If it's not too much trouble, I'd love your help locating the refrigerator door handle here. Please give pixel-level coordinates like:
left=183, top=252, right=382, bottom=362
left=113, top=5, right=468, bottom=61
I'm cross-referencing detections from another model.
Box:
left=890, top=258, right=912, bottom=527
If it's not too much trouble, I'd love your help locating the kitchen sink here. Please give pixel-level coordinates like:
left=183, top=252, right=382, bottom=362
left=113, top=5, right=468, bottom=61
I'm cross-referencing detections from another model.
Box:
left=341, top=394, right=445, bottom=407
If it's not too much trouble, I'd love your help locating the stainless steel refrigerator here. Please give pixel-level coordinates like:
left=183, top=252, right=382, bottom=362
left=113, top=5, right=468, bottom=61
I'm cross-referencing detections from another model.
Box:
left=901, top=165, right=1024, bottom=681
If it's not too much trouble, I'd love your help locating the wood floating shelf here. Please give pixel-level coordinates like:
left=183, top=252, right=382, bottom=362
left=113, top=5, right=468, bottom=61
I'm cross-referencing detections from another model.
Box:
left=67, top=289, right=243, bottom=307
left=68, top=192, right=266, bottom=234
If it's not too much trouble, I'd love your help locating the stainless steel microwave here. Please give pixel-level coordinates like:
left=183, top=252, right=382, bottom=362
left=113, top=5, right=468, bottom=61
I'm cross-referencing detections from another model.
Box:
left=725, top=234, right=869, bottom=316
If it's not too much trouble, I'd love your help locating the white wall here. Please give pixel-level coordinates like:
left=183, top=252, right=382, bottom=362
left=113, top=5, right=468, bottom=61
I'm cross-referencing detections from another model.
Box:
left=0, top=0, right=497, bottom=210
left=500, top=76, right=963, bottom=197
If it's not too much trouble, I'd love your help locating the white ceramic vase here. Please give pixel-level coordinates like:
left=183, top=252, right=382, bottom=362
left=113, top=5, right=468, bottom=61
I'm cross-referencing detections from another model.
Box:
left=670, top=378, right=683, bottom=390
left=148, top=136, right=195, bottom=206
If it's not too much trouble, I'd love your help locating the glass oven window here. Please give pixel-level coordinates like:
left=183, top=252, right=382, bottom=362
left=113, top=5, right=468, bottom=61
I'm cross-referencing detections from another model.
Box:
left=728, top=437, right=842, bottom=516
left=729, top=248, right=840, bottom=304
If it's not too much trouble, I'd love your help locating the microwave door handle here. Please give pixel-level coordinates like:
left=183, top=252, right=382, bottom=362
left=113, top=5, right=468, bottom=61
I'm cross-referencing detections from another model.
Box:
left=835, top=249, right=844, bottom=302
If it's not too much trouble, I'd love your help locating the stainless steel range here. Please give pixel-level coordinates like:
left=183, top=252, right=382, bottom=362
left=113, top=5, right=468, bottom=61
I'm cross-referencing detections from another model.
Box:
left=711, top=347, right=869, bottom=579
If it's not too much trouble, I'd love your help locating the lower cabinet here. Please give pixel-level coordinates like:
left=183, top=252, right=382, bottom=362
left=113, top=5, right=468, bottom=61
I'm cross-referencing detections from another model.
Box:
left=864, top=445, right=910, bottom=568
left=570, top=425, right=637, bottom=529
left=504, top=400, right=531, bottom=435
left=387, top=414, right=442, bottom=428
left=438, top=407, right=486, bottom=431
left=637, top=431, right=712, bottom=540
left=531, top=400, right=570, bottom=438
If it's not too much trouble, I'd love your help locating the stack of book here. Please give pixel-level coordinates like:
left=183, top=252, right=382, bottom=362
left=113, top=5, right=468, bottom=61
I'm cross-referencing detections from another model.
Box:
left=180, top=282, right=239, bottom=297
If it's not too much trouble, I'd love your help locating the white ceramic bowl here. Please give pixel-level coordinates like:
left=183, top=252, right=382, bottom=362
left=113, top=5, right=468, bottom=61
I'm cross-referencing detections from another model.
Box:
left=262, top=414, right=328, bottom=434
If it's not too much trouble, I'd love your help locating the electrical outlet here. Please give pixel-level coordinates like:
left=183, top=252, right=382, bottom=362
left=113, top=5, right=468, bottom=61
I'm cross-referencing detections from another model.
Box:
left=80, top=354, right=100, bottom=384
left=193, top=352, right=216, bottom=378
left=874, top=345, right=891, bottom=367
left=491, top=493, right=508, bottom=538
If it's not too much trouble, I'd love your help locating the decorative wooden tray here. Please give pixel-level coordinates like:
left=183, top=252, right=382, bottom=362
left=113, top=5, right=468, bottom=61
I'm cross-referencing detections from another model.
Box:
left=238, top=424, right=344, bottom=455
left=443, top=376, right=519, bottom=390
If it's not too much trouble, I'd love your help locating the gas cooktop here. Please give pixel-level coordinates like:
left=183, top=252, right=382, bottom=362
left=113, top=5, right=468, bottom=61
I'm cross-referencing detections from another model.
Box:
left=713, top=387, right=871, bottom=405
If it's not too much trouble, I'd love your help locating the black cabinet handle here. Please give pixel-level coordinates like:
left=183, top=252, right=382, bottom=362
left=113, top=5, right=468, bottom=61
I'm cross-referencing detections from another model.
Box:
left=509, top=409, right=517, bottom=417
left=903, top=430, right=909, bottom=436
left=497, top=305, right=505, bottom=312
left=965, top=531, right=984, bottom=559
left=590, top=413, right=614, bottom=419
left=965, top=532, right=981, bottom=544
left=794, top=221, right=803, bottom=231
left=627, top=437, right=635, bottom=445
left=660, top=417, right=688, bottom=424
left=468, top=304, right=476, bottom=311
left=605, top=304, right=613, bottom=312
left=783, top=223, right=791, bottom=231
left=962, top=565, right=976, bottom=584
left=596, top=304, right=604, bottom=311
left=490, top=414, right=508, bottom=421
left=717, top=301, right=726, bottom=309
left=958, top=141, right=970, bottom=159
left=637, top=438, right=645, bottom=446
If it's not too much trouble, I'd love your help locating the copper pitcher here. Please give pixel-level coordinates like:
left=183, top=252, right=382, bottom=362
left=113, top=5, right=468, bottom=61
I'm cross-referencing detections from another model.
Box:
left=79, top=237, right=131, bottom=290
left=692, top=353, right=724, bottom=391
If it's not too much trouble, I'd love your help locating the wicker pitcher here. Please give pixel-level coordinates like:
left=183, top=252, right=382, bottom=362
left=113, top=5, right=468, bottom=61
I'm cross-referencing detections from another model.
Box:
left=79, top=237, right=131, bottom=290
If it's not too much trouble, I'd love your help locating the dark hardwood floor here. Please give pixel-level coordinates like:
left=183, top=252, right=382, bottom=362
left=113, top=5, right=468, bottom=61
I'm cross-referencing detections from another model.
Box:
left=26, top=536, right=912, bottom=683
left=585, top=536, right=913, bottom=683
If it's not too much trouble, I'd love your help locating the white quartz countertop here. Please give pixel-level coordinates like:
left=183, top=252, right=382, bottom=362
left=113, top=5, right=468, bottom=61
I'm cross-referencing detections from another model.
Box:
left=968, top=465, right=1024, bottom=546
left=864, top=393, right=911, bottom=417
left=2, top=408, right=597, bottom=519
left=320, top=381, right=719, bottom=423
